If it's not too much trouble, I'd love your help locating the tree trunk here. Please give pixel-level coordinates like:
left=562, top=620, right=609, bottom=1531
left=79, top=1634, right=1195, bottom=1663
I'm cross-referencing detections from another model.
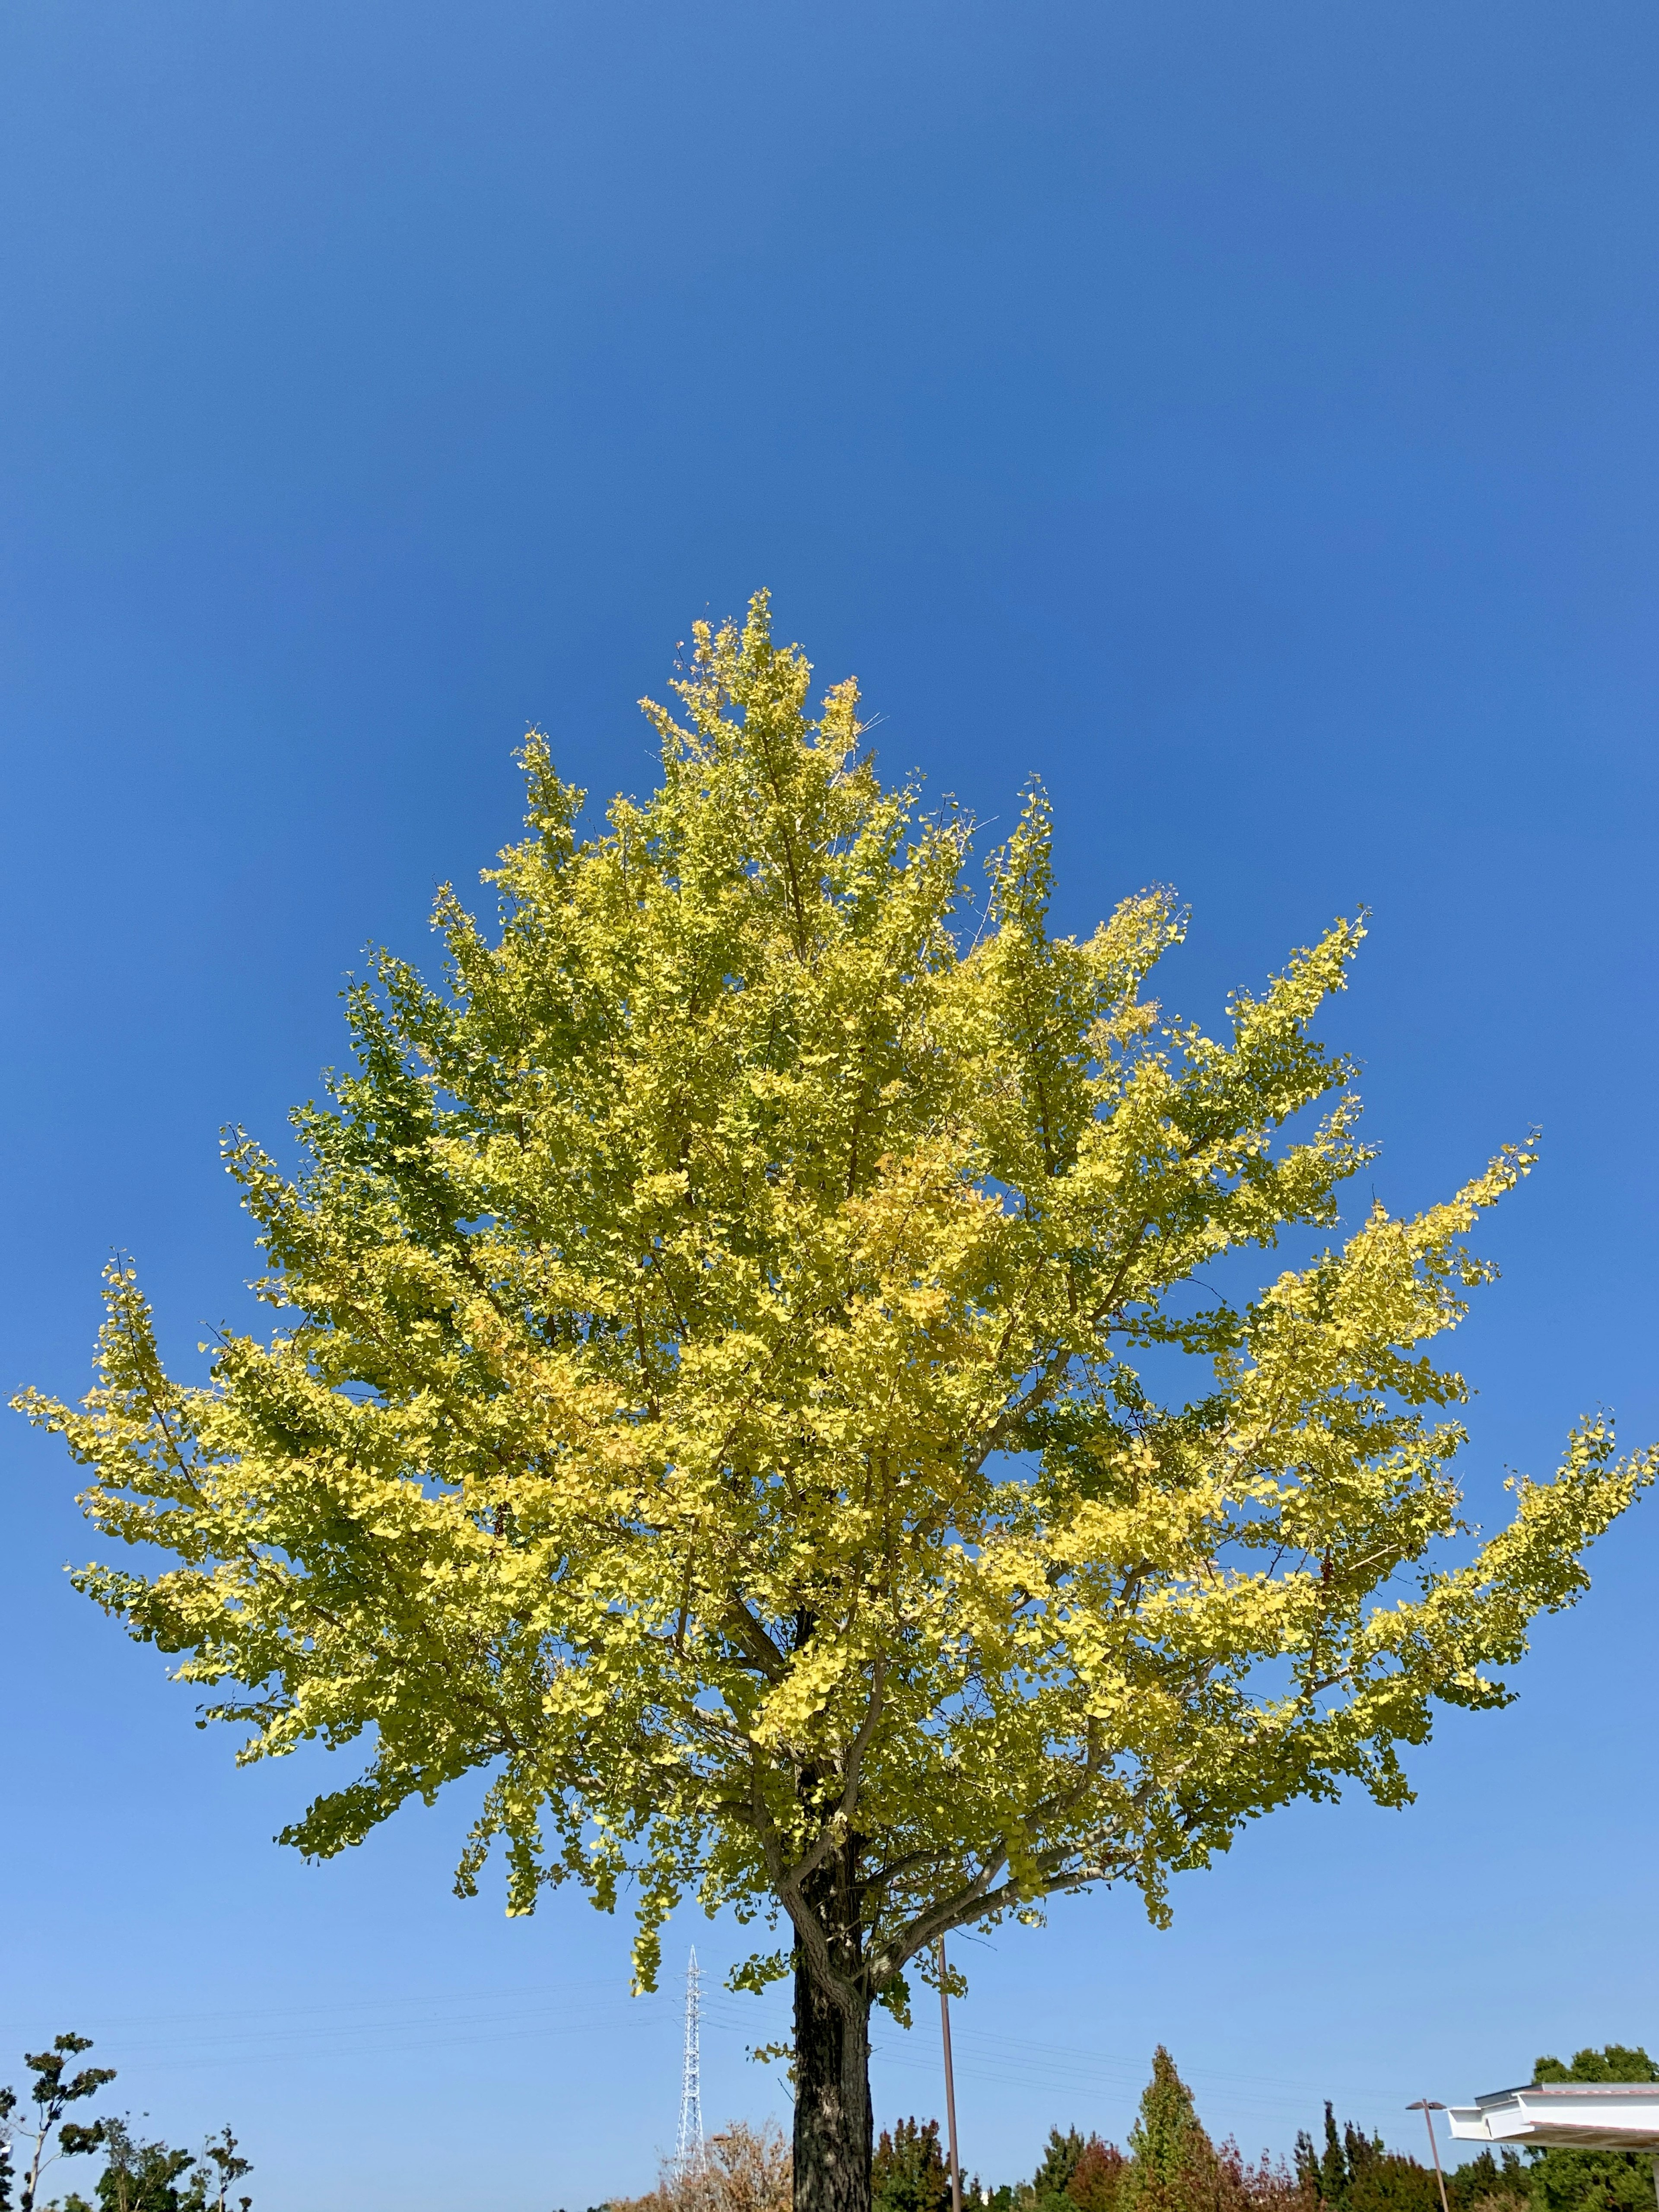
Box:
left=791, top=1828, right=873, bottom=2212
left=792, top=1941, right=872, bottom=2212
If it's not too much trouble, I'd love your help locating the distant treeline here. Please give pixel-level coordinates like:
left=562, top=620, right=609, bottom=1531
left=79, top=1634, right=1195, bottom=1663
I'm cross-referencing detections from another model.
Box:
left=869, top=2044, right=1659, bottom=2212
left=0, top=2031, right=251, bottom=2212
left=581, top=2039, right=1659, bottom=2212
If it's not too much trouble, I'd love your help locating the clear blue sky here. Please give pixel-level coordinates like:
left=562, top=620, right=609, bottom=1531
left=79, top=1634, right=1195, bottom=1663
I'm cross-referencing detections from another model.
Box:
left=3, top=6, right=1657, bottom=2209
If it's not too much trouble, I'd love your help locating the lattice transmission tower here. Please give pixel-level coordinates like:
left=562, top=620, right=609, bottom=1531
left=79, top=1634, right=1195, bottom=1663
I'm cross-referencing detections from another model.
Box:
left=676, top=1946, right=706, bottom=2178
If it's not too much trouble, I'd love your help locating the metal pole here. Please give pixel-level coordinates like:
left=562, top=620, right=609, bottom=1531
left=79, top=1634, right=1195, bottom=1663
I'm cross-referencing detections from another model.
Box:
left=1407, top=2101, right=1450, bottom=2212
left=937, top=1938, right=963, bottom=2212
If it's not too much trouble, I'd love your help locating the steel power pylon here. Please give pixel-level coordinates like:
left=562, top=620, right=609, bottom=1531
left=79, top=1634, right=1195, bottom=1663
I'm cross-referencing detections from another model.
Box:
left=676, top=1946, right=706, bottom=2178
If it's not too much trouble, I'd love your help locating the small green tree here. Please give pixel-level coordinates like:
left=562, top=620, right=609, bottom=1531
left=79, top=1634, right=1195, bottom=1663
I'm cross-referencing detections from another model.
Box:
left=1317, top=2110, right=1351, bottom=2211
left=1344, top=2152, right=1440, bottom=2212
left=874, top=2122, right=951, bottom=2212
left=1294, top=2107, right=1519, bottom=2212
left=2, top=2084, right=17, bottom=2212
left=67, top=2119, right=205, bottom=2212
left=1444, top=2151, right=1527, bottom=2212
left=1034, top=2132, right=1089, bottom=2212
left=198, top=2129, right=251, bottom=2212
left=1127, top=2049, right=1213, bottom=2212
left=1300, top=2108, right=1419, bottom=2212
left=8, top=2037, right=114, bottom=2212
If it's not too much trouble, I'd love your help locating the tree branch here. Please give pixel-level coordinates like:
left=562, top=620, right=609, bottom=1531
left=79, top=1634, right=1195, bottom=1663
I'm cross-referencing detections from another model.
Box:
left=774, top=1658, right=888, bottom=1892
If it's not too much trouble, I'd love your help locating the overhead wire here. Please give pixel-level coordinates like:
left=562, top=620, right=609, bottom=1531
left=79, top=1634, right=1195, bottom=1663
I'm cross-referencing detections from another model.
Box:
left=0, top=1973, right=1424, bottom=2126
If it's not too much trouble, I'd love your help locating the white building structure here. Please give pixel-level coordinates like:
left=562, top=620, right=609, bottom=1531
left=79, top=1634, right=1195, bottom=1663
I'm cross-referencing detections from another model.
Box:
left=1448, top=2082, right=1659, bottom=2200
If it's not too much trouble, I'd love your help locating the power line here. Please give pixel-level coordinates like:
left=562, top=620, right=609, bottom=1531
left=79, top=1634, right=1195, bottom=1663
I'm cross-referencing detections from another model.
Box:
left=0, top=1970, right=1428, bottom=2126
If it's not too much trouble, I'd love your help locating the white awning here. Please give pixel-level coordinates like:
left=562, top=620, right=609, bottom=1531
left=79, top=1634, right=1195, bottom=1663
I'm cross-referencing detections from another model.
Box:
left=1447, top=2085, right=1659, bottom=2153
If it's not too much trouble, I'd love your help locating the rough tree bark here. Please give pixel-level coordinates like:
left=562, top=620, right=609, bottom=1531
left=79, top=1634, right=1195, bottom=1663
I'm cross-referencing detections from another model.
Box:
left=790, top=1834, right=873, bottom=2212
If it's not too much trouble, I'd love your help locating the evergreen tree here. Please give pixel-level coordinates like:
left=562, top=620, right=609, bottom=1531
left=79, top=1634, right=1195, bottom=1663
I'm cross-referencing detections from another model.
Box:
left=1292, top=2105, right=1525, bottom=2212
left=1127, top=2050, right=1215, bottom=2212
left=1035, top=2134, right=1088, bottom=2212
left=1342, top=2126, right=1383, bottom=2195
left=1444, top=2149, right=1529, bottom=2212
left=873, top=2122, right=950, bottom=2212
left=1319, top=2109, right=1349, bottom=2211
left=1344, top=2154, right=1440, bottom=2212
left=1294, top=2131, right=1320, bottom=2204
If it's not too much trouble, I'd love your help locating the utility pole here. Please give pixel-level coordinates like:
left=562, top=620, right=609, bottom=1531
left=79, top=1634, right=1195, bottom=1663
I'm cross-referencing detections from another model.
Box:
left=677, top=1947, right=705, bottom=2180
left=1407, top=2101, right=1450, bottom=2212
left=937, top=1938, right=963, bottom=2212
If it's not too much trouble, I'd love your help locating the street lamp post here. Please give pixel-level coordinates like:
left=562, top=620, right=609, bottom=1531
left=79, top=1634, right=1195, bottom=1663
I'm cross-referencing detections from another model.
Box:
left=937, top=1938, right=963, bottom=2212
left=1408, top=2100, right=1451, bottom=2212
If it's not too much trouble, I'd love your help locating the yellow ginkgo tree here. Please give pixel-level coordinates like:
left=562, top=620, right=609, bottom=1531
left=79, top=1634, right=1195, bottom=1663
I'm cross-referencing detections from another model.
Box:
left=20, top=596, right=1652, bottom=2212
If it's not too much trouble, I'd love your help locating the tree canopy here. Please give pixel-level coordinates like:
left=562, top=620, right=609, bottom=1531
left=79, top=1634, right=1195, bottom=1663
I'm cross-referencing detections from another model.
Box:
left=20, top=595, right=1652, bottom=2212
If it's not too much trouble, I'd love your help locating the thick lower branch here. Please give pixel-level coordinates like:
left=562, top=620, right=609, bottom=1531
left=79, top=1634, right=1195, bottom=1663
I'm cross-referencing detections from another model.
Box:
left=869, top=1827, right=1144, bottom=1990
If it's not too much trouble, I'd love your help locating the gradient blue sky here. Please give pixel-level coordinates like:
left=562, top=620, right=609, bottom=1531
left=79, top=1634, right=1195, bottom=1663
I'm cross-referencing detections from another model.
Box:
left=3, top=6, right=1657, bottom=2210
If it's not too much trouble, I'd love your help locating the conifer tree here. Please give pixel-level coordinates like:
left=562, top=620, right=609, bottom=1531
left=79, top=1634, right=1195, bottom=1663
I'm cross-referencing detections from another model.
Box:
left=1127, top=2049, right=1213, bottom=2212
left=1319, top=2108, right=1348, bottom=2212
left=1034, top=2132, right=1090, bottom=2212
left=873, top=2121, right=951, bottom=2212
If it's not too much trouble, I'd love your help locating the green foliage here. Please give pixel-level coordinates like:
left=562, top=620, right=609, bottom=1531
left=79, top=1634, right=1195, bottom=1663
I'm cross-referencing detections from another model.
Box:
left=1294, top=2104, right=1530, bottom=2212
left=1526, top=2048, right=1659, bottom=2212
left=929, top=2042, right=1657, bottom=2212
left=198, top=2129, right=252, bottom=2212
left=1127, top=2049, right=1215, bottom=2212
left=1026, top=2131, right=1127, bottom=2212
left=1345, top=2154, right=1441, bottom=2212
left=1446, top=2152, right=1529, bottom=2212
left=1292, top=2106, right=1414, bottom=2212
left=1325, top=2111, right=1358, bottom=2209
left=65, top=2118, right=206, bottom=2212
left=0, top=2040, right=247, bottom=2212
left=874, top=2120, right=951, bottom=2212
left=10, top=2034, right=114, bottom=2212
left=981, top=2051, right=1299, bottom=2212
left=20, top=599, right=1655, bottom=2210
left=1034, top=2130, right=1089, bottom=2200
left=1292, top=2101, right=1532, bottom=2212
left=1535, top=2053, right=1658, bottom=2087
